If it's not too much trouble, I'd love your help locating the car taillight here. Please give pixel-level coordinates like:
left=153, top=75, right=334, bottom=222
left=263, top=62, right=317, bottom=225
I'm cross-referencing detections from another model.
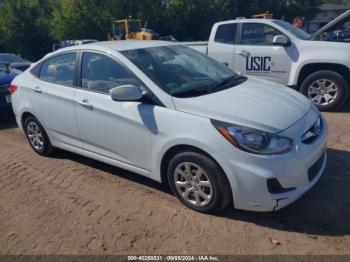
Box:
left=9, top=84, right=17, bottom=95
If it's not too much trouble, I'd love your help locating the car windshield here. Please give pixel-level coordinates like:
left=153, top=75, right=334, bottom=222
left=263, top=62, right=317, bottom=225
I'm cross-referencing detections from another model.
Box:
left=0, top=54, right=26, bottom=63
left=273, top=20, right=311, bottom=40
left=122, top=45, right=246, bottom=98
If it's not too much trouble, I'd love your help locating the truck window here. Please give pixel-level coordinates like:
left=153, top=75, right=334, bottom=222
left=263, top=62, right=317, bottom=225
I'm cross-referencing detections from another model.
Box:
left=241, top=23, right=282, bottom=45
left=214, top=23, right=237, bottom=44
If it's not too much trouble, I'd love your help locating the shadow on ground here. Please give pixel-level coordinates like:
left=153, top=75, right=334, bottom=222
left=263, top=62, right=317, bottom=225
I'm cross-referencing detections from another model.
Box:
left=1, top=107, right=349, bottom=236
left=0, top=111, right=17, bottom=129
left=336, top=97, right=350, bottom=113
left=221, top=147, right=350, bottom=236
left=53, top=149, right=171, bottom=195
left=54, top=147, right=350, bottom=237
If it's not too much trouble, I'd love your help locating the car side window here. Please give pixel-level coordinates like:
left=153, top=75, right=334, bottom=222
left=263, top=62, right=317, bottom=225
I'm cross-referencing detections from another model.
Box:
left=241, top=23, right=282, bottom=45
left=215, top=23, right=237, bottom=44
left=39, top=53, right=76, bottom=87
left=81, top=52, right=139, bottom=94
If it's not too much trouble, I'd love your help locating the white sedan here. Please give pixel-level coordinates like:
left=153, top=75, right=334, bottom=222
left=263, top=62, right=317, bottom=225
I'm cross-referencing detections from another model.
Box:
left=10, top=41, right=327, bottom=213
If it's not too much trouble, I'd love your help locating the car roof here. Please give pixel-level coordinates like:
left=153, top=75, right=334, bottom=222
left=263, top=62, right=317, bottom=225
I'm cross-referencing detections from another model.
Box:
left=0, top=53, right=19, bottom=56
left=0, top=53, right=28, bottom=63
left=55, top=40, right=177, bottom=53
left=215, top=19, right=276, bottom=25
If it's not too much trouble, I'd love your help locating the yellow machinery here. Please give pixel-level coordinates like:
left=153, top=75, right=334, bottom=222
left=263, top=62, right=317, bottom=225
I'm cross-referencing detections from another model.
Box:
left=110, top=19, right=158, bottom=40
left=252, top=12, right=273, bottom=19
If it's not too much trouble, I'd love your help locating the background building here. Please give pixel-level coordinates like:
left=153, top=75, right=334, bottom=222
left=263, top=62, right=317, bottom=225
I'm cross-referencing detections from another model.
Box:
left=305, top=3, right=350, bottom=33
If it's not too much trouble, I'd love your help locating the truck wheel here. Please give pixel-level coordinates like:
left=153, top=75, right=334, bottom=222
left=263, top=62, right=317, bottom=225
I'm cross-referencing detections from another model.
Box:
left=167, top=151, right=232, bottom=213
left=300, top=70, right=348, bottom=111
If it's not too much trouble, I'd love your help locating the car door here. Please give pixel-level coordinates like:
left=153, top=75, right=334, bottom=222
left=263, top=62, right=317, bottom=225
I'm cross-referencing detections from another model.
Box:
left=209, top=22, right=237, bottom=69
left=74, top=51, right=153, bottom=171
left=29, top=52, right=81, bottom=147
left=234, top=22, right=292, bottom=84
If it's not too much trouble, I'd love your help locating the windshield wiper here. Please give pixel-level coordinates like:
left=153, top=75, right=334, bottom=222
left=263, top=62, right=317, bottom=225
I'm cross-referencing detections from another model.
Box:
left=172, top=88, right=210, bottom=98
left=171, top=76, right=247, bottom=98
left=209, top=75, right=246, bottom=93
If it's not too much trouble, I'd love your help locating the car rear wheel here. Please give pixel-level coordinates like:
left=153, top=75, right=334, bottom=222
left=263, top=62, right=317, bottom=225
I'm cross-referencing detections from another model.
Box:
left=24, top=116, right=54, bottom=156
left=300, top=70, right=349, bottom=111
left=167, top=151, right=232, bottom=213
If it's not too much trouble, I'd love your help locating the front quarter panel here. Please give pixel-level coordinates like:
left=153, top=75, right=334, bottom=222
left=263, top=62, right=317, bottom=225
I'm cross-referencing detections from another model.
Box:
left=150, top=106, right=233, bottom=182
left=288, top=41, right=350, bottom=86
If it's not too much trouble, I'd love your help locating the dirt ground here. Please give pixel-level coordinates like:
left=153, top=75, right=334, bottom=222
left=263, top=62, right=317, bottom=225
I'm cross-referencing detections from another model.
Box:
left=0, top=102, right=349, bottom=255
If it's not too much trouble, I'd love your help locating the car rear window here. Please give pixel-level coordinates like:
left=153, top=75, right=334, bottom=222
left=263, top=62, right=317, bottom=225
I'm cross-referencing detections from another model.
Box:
left=39, top=53, right=76, bottom=87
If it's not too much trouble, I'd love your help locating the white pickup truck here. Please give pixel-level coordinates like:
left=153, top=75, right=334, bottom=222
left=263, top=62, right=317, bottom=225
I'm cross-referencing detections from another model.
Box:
left=186, top=11, right=350, bottom=111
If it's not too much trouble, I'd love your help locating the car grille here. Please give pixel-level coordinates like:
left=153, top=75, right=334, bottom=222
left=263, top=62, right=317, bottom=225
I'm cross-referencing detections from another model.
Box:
left=308, top=152, right=326, bottom=182
left=0, top=84, right=10, bottom=91
left=0, top=86, right=10, bottom=94
left=302, top=117, right=322, bottom=144
left=0, top=94, right=9, bottom=105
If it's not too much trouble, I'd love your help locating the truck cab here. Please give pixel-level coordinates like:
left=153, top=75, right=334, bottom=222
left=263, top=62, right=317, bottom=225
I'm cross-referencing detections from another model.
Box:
left=207, top=19, right=296, bottom=85
left=188, top=12, right=350, bottom=111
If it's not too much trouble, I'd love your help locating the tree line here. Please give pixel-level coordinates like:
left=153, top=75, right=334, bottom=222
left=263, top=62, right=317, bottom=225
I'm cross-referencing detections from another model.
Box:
left=0, top=0, right=347, bottom=61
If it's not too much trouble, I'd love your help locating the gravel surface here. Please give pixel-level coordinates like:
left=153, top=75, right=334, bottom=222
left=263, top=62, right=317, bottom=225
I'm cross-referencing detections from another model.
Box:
left=0, top=103, right=349, bottom=255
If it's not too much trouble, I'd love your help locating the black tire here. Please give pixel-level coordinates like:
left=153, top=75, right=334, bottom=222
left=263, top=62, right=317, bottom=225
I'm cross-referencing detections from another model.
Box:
left=24, top=116, right=54, bottom=156
left=167, top=151, right=232, bottom=213
left=300, top=70, right=349, bottom=111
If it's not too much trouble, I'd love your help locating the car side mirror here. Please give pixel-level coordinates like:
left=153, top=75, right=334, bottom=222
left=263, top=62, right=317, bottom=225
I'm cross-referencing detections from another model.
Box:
left=272, top=35, right=290, bottom=46
left=110, top=84, right=145, bottom=102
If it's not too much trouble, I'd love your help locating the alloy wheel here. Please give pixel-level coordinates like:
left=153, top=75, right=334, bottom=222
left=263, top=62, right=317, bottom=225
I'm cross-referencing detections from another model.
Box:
left=173, top=162, right=213, bottom=207
left=27, top=121, right=44, bottom=151
left=308, top=79, right=339, bottom=106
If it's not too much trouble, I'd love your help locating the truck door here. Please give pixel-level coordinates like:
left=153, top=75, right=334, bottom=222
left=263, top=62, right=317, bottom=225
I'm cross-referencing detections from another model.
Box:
left=234, top=22, right=292, bottom=84
left=208, top=23, right=237, bottom=69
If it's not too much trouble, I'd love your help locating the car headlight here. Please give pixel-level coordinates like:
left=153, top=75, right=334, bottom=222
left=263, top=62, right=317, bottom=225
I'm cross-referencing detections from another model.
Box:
left=211, top=120, right=293, bottom=155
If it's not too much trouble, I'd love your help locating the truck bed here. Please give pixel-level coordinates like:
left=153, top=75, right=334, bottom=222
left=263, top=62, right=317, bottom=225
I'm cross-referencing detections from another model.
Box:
left=182, top=41, right=208, bottom=54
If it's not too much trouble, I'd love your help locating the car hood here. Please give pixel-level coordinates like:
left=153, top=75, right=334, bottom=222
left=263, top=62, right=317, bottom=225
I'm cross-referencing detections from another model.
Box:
left=172, top=78, right=312, bottom=133
left=311, top=10, right=350, bottom=40
left=302, top=38, right=350, bottom=49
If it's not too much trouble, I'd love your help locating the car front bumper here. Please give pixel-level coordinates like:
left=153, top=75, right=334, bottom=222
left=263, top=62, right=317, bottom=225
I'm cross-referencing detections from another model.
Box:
left=212, top=108, right=328, bottom=212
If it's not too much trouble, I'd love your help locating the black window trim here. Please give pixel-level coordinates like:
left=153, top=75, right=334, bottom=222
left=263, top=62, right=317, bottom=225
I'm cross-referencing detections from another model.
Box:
left=77, top=50, right=139, bottom=95
left=214, top=22, right=239, bottom=45
left=236, top=23, right=243, bottom=45
left=76, top=49, right=164, bottom=107
left=237, top=22, right=290, bottom=46
left=30, top=51, right=79, bottom=89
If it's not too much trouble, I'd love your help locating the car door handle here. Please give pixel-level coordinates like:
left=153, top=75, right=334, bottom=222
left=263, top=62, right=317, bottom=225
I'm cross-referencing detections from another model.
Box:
left=33, top=86, right=42, bottom=93
left=237, top=50, right=251, bottom=57
left=77, top=99, right=93, bottom=109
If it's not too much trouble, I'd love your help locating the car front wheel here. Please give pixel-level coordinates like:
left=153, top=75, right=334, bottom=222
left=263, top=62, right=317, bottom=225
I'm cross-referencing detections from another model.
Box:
left=167, top=151, right=232, bottom=213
